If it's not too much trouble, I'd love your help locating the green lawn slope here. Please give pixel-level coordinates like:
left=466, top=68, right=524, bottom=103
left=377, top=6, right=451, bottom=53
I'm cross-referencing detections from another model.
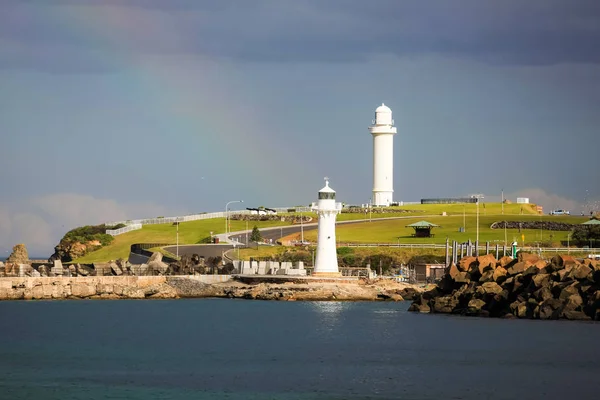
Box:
left=72, top=203, right=561, bottom=263
left=303, top=214, right=586, bottom=246
left=73, top=218, right=291, bottom=263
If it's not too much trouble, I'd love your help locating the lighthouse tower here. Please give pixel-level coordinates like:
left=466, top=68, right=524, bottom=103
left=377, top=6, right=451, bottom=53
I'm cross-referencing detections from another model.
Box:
left=369, top=103, right=397, bottom=206
left=311, top=178, right=342, bottom=276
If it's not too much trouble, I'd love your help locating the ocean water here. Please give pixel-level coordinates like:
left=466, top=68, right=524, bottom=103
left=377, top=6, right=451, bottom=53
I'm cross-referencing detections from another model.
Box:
left=0, top=299, right=598, bottom=400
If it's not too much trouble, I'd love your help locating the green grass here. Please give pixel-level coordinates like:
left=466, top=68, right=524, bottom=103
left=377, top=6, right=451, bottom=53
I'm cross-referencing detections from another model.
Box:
left=73, top=218, right=291, bottom=263
left=294, top=214, right=586, bottom=247
left=71, top=203, right=566, bottom=263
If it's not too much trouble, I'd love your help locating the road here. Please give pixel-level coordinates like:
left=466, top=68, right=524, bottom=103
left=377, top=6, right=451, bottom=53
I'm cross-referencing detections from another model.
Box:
left=133, top=215, right=439, bottom=262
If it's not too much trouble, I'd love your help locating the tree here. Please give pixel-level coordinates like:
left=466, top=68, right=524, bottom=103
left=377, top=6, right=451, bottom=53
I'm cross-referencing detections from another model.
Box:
left=250, top=225, right=262, bottom=242
left=571, top=224, right=600, bottom=247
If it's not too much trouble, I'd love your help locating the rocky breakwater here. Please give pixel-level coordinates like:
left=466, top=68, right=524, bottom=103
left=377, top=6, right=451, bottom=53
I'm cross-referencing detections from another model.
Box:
left=0, top=276, right=194, bottom=300
left=0, top=275, right=423, bottom=302
left=409, top=253, right=600, bottom=320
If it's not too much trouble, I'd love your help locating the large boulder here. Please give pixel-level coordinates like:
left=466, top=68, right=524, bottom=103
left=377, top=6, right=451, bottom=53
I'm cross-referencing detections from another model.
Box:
left=479, top=270, right=495, bottom=283
left=458, top=256, right=477, bottom=272
left=454, top=271, right=470, bottom=284
left=507, top=262, right=527, bottom=276
left=523, top=265, right=540, bottom=277
left=38, top=265, right=48, bottom=277
left=147, top=252, right=169, bottom=275
left=533, top=286, right=553, bottom=302
left=498, top=256, right=514, bottom=268
left=110, top=262, right=123, bottom=276
left=539, top=299, right=563, bottom=320
left=75, top=263, right=93, bottom=276
left=583, top=258, right=599, bottom=271
left=518, top=252, right=541, bottom=265
left=558, top=283, right=580, bottom=301
left=493, top=266, right=508, bottom=283
left=432, top=296, right=459, bottom=313
left=477, top=282, right=503, bottom=296
left=447, top=263, right=461, bottom=280
left=7, top=244, right=29, bottom=264
left=408, top=302, right=431, bottom=313
left=532, top=273, right=550, bottom=288
left=562, top=310, right=591, bottom=321
left=477, top=254, right=497, bottom=274
left=551, top=254, right=578, bottom=269
left=570, top=264, right=592, bottom=280
left=467, top=299, right=487, bottom=315
left=563, top=294, right=583, bottom=312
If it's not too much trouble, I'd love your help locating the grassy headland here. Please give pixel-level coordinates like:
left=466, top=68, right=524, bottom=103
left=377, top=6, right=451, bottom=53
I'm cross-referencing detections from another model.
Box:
left=72, top=203, right=586, bottom=263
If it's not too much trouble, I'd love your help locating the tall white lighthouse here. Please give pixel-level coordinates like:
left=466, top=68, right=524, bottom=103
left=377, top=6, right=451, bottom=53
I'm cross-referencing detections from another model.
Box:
left=369, top=103, right=397, bottom=206
left=311, top=178, right=342, bottom=276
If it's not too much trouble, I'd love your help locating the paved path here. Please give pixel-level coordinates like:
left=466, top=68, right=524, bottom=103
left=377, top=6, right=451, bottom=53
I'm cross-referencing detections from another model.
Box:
left=172, top=215, right=435, bottom=258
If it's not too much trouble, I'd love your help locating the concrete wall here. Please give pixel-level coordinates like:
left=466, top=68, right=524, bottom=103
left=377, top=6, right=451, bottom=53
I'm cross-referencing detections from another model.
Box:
left=0, top=275, right=232, bottom=300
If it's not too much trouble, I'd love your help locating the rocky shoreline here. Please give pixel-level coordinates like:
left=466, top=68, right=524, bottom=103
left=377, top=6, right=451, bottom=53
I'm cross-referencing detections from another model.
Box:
left=0, top=275, right=422, bottom=302
left=409, top=253, right=600, bottom=321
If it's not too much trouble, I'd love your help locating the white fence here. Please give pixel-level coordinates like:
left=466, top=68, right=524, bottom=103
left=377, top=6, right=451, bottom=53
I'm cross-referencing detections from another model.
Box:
left=106, top=223, right=142, bottom=236
left=105, top=206, right=313, bottom=236
left=343, top=243, right=593, bottom=255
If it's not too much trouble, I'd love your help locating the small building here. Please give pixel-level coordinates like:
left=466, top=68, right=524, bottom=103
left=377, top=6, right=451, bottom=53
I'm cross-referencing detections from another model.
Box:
left=410, top=263, right=446, bottom=283
left=517, top=197, right=530, bottom=204
left=406, top=221, right=440, bottom=238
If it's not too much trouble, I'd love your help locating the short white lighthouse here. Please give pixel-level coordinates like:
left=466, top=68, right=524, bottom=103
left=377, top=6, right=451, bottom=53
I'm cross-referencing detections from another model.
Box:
left=311, top=178, right=342, bottom=276
left=369, top=103, right=397, bottom=206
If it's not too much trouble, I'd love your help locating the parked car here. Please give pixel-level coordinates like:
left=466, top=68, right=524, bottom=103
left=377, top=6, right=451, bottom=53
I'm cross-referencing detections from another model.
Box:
left=550, top=209, right=570, bottom=215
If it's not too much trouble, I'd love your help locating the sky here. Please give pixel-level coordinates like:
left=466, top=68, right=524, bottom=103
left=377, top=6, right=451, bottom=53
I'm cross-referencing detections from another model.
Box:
left=1, top=0, right=600, bottom=256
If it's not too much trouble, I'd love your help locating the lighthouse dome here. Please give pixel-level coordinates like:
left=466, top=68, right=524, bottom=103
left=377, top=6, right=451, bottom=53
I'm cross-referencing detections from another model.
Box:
left=318, top=179, right=336, bottom=199
left=374, top=103, right=393, bottom=125
left=375, top=103, right=391, bottom=114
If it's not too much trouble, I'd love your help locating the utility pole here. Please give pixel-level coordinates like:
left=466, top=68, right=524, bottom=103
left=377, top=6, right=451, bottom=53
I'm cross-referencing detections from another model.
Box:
left=476, top=198, right=480, bottom=244
left=300, top=212, right=304, bottom=243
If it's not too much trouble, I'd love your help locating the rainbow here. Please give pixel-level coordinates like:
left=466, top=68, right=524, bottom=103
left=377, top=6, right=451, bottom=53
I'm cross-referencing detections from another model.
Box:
left=35, top=4, right=321, bottom=205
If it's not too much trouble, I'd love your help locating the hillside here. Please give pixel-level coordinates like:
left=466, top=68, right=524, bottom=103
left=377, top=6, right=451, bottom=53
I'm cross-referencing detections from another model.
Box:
left=70, top=203, right=553, bottom=263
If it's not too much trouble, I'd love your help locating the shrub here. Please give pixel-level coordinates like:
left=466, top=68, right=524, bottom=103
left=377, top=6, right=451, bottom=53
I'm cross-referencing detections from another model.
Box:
left=336, top=247, right=354, bottom=256
left=197, top=236, right=213, bottom=244
left=250, top=226, right=262, bottom=242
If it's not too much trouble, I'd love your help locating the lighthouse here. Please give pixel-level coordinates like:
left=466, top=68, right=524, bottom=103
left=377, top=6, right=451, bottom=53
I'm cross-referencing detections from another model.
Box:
left=311, top=178, right=342, bottom=276
left=369, top=103, right=397, bottom=206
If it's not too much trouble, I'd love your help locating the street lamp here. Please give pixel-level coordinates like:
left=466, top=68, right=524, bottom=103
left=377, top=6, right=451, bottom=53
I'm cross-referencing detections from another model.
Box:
left=225, top=200, right=243, bottom=237
left=300, top=212, right=304, bottom=243
left=471, top=194, right=484, bottom=244
left=176, top=218, right=180, bottom=259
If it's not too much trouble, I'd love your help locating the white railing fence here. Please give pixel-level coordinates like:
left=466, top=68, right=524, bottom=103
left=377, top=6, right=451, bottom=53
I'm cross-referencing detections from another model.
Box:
left=106, top=223, right=142, bottom=236
left=105, top=206, right=313, bottom=236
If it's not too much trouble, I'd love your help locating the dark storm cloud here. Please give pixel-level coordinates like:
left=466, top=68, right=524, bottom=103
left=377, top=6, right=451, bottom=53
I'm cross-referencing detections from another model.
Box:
left=1, top=0, right=600, bottom=72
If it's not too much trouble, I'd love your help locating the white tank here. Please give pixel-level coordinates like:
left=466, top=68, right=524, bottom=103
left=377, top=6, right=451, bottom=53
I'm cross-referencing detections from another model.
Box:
left=311, top=179, right=342, bottom=276
left=369, top=103, right=397, bottom=206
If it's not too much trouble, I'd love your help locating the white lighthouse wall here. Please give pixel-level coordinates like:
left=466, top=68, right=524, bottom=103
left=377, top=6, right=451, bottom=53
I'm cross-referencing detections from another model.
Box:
left=314, top=211, right=339, bottom=274
left=372, top=133, right=394, bottom=206
left=375, top=110, right=392, bottom=125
